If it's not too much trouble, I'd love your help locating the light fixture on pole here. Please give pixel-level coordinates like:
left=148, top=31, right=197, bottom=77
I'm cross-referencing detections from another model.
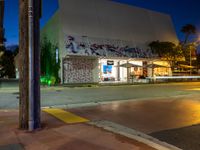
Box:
left=190, top=45, right=192, bottom=75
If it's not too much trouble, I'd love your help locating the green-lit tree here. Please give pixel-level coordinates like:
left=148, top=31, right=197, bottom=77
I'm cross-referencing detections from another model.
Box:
left=40, top=36, right=60, bottom=85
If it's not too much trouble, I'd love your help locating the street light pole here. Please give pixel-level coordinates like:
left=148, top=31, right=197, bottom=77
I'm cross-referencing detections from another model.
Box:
left=0, top=0, right=5, bottom=47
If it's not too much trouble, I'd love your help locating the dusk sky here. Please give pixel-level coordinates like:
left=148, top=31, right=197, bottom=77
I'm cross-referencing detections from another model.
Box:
left=3, top=0, right=200, bottom=46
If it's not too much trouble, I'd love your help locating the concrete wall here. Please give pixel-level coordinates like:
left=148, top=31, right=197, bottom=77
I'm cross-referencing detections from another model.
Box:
left=42, top=0, right=179, bottom=59
left=92, top=59, right=100, bottom=83
left=41, top=11, right=60, bottom=47
left=58, top=0, right=178, bottom=53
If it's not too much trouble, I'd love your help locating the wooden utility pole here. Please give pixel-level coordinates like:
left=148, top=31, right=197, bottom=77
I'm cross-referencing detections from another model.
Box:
left=19, top=0, right=41, bottom=130
left=0, top=0, right=5, bottom=46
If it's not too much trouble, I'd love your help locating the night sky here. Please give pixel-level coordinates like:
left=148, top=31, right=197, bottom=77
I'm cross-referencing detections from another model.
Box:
left=3, top=0, right=200, bottom=46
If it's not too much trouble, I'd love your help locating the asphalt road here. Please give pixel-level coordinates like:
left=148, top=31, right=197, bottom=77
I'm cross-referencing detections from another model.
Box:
left=68, top=94, right=200, bottom=150
left=0, top=82, right=200, bottom=109
left=1, top=82, right=200, bottom=149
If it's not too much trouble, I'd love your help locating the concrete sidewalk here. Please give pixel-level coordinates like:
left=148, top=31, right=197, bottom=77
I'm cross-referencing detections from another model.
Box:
left=0, top=110, right=156, bottom=150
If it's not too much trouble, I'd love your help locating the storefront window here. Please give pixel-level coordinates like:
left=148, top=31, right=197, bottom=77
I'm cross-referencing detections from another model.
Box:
left=102, top=65, right=115, bottom=81
left=99, top=59, right=144, bottom=82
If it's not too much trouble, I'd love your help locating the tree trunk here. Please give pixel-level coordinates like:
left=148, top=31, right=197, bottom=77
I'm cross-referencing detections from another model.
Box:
left=184, top=33, right=189, bottom=44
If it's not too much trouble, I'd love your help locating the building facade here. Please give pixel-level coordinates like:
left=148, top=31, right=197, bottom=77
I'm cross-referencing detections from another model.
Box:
left=41, top=0, right=178, bottom=84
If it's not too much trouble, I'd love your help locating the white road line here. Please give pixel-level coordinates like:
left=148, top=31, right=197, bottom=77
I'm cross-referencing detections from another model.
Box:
left=88, top=120, right=182, bottom=150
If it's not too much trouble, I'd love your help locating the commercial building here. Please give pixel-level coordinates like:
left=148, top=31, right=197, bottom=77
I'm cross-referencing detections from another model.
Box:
left=41, top=0, right=178, bottom=84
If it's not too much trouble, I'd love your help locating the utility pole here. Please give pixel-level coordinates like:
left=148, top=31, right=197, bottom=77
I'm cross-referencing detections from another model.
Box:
left=0, top=0, right=5, bottom=47
left=190, top=47, right=192, bottom=75
left=19, top=0, right=41, bottom=130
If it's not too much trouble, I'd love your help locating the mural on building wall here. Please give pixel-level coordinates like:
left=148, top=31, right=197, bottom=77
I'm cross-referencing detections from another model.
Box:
left=63, top=57, right=95, bottom=83
left=65, top=35, right=155, bottom=58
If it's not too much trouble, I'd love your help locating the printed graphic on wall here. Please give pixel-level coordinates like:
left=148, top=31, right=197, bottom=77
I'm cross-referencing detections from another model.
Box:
left=102, top=65, right=114, bottom=81
left=65, top=35, right=154, bottom=58
left=103, top=65, right=112, bottom=74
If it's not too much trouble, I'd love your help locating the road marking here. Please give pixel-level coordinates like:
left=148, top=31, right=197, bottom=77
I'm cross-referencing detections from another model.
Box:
left=43, top=108, right=89, bottom=124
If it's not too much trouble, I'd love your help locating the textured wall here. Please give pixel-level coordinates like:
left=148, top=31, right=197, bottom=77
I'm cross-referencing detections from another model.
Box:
left=63, top=57, right=98, bottom=83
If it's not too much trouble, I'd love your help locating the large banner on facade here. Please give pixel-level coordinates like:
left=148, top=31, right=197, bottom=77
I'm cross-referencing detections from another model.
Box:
left=65, top=35, right=154, bottom=58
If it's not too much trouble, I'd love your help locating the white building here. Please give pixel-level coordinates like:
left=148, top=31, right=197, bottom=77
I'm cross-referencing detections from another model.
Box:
left=41, top=0, right=178, bottom=84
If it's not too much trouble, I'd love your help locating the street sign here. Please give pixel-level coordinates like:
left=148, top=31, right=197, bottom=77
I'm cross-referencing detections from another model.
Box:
left=107, top=60, right=114, bottom=65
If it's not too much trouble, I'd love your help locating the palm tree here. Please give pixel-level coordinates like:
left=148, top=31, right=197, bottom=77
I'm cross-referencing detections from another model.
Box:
left=181, top=24, right=196, bottom=44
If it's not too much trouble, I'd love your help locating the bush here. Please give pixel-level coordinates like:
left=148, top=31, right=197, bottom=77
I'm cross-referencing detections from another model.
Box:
left=40, top=75, right=57, bottom=86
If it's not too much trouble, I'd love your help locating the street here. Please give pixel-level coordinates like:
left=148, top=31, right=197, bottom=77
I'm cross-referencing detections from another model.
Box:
left=68, top=94, right=200, bottom=150
left=0, top=82, right=200, bottom=109
left=69, top=96, right=200, bottom=134
left=1, top=82, right=200, bottom=149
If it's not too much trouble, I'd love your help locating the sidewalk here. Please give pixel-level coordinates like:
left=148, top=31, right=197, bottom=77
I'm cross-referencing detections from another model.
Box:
left=0, top=110, right=155, bottom=150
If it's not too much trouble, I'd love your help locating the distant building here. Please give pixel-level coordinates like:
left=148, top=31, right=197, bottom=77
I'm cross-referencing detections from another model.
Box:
left=0, top=0, right=5, bottom=46
left=41, top=0, right=179, bottom=84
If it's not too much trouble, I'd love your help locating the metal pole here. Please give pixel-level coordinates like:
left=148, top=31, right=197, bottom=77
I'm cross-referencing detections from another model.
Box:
left=28, top=0, right=34, bottom=131
left=127, top=61, right=129, bottom=83
left=190, top=47, right=192, bottom=75
left=0, top=0, right=5, bottom=46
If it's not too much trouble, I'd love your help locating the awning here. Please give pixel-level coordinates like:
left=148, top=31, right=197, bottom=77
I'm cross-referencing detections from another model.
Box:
left=178, top=64, right=196, bottom=69
left=144, top=64, right=170, bottom=68
left=119, top=63, right=142, bottom=68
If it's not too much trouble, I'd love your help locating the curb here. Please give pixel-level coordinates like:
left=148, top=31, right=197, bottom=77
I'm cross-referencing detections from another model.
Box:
left=41, top=94, right=191, bottom=110
left=88, top=120, right=182, bottom=150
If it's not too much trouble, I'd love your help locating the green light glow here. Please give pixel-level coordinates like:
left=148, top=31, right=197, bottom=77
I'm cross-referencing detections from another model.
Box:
left=40, top=75, right=57, bottom=86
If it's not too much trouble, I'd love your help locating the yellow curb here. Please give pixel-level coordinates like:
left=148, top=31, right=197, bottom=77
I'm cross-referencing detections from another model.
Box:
left=43, top=108, right=89, bottom=124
